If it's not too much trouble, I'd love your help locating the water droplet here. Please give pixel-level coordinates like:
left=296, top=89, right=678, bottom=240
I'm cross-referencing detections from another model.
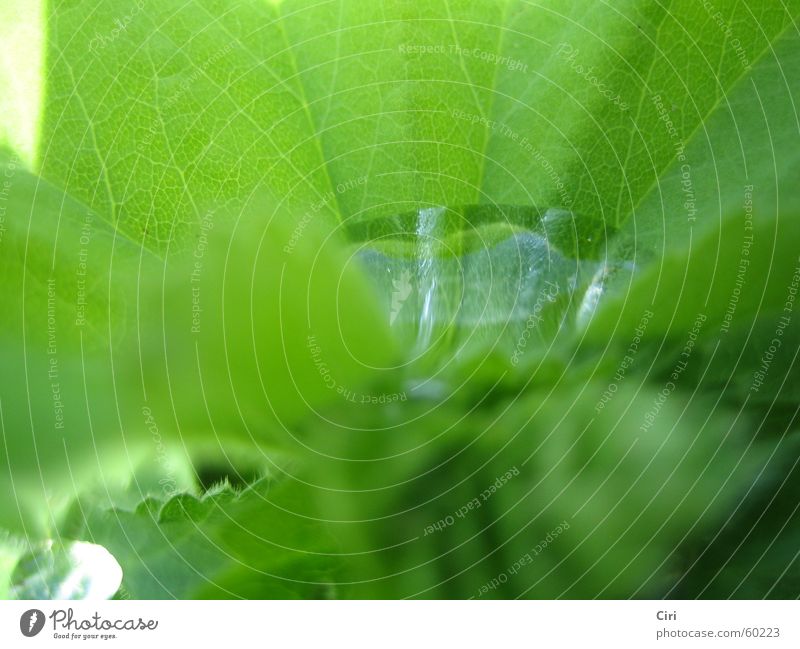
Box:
left=10, top=541, right=123, bottom=600
left=353, top=205, right=615, bottom=363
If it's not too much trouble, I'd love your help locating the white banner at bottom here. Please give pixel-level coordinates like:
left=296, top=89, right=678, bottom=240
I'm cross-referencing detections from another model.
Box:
left=0, top=600, right=795, bottom=648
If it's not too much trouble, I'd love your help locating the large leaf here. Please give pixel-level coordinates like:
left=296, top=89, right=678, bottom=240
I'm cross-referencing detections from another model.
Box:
left=305, top=379, right=765, bottom=598
left=0, top=151, right=393, bottom=536
left=672, top=438, right=800, bottom=598
left=55, top=476, right=337, bottom=599
left=1, top=0, right=799, bottom=600
left=26, top=1, right=796, bottom=248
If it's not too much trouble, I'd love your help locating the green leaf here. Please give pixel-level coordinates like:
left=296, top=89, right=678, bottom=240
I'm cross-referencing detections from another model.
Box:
left=277, top=0, right=795, bottom=225
left=1, top=0, right=800, bottom=601
left=0, top=151, right=393, bottom=536
left=58, top=476, right=337, bottom=599
left=0, top=150, right=159, bottom=536
left=609, top=25, right=800, bottom=272
left=305, top=380, right=765, bottom=598
left=30, top=1, right=797, bottom=250
left=672, top=439, right=800, bottom=598
left=39, top=0, right=341, bottom=250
